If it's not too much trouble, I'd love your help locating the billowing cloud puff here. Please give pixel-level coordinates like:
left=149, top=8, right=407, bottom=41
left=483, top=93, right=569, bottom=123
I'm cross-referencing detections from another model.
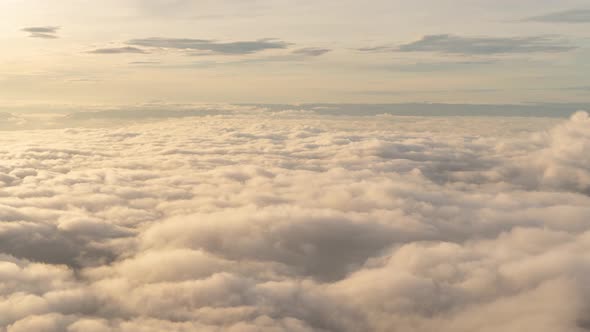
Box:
left=538, top=111, right=590, bottom=193
left=1, top=110, right=589, bottom=331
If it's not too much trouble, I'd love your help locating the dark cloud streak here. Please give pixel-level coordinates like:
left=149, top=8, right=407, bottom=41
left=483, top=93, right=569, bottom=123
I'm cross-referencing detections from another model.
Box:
left=88, top=47, right=149, bottom=54
left=292, top=47, right=332, bottom=57
left=22, top=26, right=60, bottom=39
left=527, top=8, right=590, bottom=23
left=360, top=34, right=576, bottom=55
left=127, top=37, right=291, bottom=55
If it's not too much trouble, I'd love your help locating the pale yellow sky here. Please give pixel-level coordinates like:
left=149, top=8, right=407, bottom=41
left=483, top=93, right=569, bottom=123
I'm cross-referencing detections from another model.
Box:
left=1, top=0, right=589, bottom=106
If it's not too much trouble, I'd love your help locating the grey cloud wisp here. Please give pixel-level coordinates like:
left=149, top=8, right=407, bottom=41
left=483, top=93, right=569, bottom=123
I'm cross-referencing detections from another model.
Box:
left=361, top=34, right=576, bottom=55
left=292, top=47, right=332, bottom=57
left=527, top=8, right=590, bottom=23
left=21, top=26, right=60, bottom=39
left=88, top=47, right=149, bottom=54
left=127, top=37, right=291, bottom=55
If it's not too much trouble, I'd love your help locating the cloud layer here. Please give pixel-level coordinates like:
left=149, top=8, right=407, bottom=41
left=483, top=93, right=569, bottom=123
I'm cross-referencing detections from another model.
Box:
left=1, top=110, right=590, bottom=331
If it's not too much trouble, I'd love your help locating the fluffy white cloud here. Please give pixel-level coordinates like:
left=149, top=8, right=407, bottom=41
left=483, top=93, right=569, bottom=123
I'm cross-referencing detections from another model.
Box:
left=0, top=110, right=589, bottom=331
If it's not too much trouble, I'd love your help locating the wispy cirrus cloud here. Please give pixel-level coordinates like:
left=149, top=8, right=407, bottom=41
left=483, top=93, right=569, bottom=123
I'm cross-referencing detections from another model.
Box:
left=127, top=37, right=291, bottom=55
left=360, top=34, right=576, bottom=55
left=377, top=60, right=497, bottom=72
left=88, top=46, right=149, bottom=54
left=21, top=26, right=60, bottom=39
left=292, top=47, right=332, bottom=57
left=526, top=8, right=590, bottom=23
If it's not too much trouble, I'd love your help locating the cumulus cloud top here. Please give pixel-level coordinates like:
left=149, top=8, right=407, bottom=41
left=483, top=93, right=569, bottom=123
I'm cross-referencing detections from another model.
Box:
left=0, top=111, right=590, bottom=331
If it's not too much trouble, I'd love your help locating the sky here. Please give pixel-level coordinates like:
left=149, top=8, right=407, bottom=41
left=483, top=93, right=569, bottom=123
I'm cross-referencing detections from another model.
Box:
left=3, top=2, right=590, bottom=331
left=1, top=0, right=589, bottom=106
